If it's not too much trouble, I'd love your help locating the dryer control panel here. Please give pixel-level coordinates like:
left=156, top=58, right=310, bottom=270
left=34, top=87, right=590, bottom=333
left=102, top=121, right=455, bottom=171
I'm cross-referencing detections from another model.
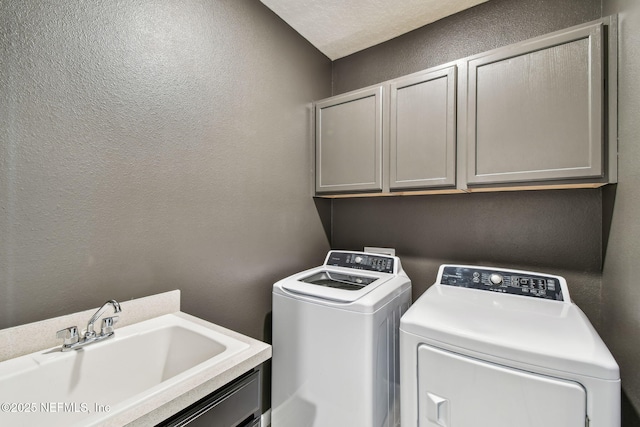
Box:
left=439, top=266, right=565, bottom=301
left=325, top=251, right=395, bottom=274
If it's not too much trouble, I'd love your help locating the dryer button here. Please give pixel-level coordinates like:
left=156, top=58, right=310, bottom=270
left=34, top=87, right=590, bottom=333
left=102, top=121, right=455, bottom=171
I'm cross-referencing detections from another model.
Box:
left=489, top=274, right=503, bottom=286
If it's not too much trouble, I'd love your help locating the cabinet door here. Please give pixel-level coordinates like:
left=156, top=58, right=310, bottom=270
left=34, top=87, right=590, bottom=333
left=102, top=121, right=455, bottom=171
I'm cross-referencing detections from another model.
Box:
left=466, top=23, right=604, bottom=185
left=315, top=87, right=383, bottom=193
left=390, top=66, right=456, bottom=190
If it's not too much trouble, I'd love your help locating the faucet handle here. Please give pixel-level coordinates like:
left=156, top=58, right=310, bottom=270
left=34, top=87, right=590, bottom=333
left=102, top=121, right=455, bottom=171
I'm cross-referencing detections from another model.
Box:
left=100, top=316, right=119, bottom=336
left=56, top=326, right=79, bottom=346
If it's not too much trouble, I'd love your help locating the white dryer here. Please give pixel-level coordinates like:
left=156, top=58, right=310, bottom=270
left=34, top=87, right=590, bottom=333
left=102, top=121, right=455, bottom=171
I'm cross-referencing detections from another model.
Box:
left=400, top=265, right=620, bottom=427
left=272, top=250, right=411, bottom=427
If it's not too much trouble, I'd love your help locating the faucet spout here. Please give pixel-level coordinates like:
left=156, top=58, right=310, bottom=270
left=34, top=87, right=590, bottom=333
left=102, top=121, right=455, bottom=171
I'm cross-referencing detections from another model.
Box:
left=85, top=300, right=122, bottom=338
left=57, top=299, right=123, bottom=351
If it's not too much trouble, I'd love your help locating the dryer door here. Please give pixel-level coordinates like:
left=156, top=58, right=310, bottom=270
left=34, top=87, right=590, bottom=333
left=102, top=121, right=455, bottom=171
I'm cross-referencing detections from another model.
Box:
left=417, top=344, right=586, bottom=427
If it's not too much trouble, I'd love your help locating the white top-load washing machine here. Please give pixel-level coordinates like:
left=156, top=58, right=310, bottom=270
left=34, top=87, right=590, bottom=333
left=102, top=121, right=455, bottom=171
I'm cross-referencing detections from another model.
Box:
left=272, top=250, right=411, bottom=427
left=400, top=264, right=620, bottom=427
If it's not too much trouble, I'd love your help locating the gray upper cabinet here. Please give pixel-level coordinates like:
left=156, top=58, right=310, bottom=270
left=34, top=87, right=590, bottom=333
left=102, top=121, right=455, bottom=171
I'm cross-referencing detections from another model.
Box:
left=465, top=22, right=605, bottom=185
left=389, top=66, right=457, bottom=190
left=315, top=86, right=383, bottom=194
left=313, top=17, right=616, bottom=197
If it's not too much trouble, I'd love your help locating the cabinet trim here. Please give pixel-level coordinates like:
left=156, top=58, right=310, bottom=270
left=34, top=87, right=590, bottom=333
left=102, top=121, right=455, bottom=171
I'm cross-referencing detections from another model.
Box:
left=314, top=182, right=604, bottom=199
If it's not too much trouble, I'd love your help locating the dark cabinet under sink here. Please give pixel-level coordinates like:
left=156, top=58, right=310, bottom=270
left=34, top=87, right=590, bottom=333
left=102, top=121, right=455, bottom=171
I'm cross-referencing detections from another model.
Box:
left=157, top=369, right=261, bottom=427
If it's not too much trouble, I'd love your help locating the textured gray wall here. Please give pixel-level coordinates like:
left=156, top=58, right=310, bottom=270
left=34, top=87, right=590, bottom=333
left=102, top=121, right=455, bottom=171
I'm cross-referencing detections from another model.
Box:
left=602, top=0, right=640, bottom=419
left=331, top=0, right=640, bottom=422
left=0, top=0, right=331, bottom=339
left=332, top=190, right=603, bottom=325
left=330, top=0, right=604, bottom=326
left=332, top=0, right=601, bottom=94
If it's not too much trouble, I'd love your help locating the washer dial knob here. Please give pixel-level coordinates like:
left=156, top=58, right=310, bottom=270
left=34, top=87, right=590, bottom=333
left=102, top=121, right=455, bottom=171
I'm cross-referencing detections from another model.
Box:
left=354, top=256, right=363, bottom=264
left=489, top=273, right=503, bottom=286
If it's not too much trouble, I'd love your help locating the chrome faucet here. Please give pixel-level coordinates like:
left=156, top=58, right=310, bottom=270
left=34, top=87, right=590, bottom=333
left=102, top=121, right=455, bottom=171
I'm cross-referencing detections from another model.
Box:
left=56, top=300, right=122, bottom=351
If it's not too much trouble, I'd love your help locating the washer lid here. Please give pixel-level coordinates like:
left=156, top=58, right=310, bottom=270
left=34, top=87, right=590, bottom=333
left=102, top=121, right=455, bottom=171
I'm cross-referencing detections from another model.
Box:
left=299, top=270, right=379, bottom=290
left=281, top=267, right=392, bottom=303
left=401, top=282, right=619, bottom=381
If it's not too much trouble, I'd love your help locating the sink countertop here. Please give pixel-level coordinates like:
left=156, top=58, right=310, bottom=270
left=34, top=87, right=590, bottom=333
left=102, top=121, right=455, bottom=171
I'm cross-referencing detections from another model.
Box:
left=0, top=291, right=182, bottom=363
left=0, top=291, right=272, bottom=427
left=119, top=312, right=271, bottom=427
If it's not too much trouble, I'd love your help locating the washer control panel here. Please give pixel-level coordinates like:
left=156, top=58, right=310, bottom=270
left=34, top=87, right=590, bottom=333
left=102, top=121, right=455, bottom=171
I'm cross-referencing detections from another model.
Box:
left=325, top=251, right=395, bottom=274
left=440, top=265, right=564, bottom=301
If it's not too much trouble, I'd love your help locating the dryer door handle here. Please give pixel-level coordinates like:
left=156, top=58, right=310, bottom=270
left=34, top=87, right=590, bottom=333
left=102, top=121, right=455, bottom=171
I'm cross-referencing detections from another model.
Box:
left=426, top=392, right=450, bottom=427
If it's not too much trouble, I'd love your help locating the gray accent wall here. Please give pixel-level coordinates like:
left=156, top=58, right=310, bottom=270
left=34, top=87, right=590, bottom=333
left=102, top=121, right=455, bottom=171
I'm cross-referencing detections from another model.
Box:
left=330, top=0, right=640, bottom=423
left=602, top=0, right=640, bottom=419
left=0, top=1, right=331, bottom=339
left=331, top=0, right=603, bottom=321
left=332, top=190, right=604, bottom=327
left=332, top=0, right=601, bottom=94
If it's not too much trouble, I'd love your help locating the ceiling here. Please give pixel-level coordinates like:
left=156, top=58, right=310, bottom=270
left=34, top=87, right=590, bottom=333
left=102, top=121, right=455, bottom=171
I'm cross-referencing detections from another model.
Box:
left=260, top=0, right=490, bottom=60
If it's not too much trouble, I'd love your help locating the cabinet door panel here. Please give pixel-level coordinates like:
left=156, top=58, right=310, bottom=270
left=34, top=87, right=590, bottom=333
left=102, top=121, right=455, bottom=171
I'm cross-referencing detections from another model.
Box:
left=390, top=66, right=456, bottom=190
left=315, top=87, right=383, bottom=193
left=467, top=24, right=603, bottom=185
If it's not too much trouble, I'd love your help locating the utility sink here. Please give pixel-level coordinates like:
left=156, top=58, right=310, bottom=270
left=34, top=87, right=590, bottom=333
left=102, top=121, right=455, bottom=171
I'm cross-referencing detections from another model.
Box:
left=0, top=313, right=250, bottom=427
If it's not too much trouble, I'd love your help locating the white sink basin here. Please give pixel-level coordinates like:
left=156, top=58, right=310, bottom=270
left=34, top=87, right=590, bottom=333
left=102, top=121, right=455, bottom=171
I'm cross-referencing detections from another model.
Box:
left=0, top=313, right=249, bottom=427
